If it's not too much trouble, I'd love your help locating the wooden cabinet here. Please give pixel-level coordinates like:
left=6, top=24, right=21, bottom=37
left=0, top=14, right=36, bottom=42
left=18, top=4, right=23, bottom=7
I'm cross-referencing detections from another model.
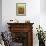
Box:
left=7, top=23, right=34, bottom=46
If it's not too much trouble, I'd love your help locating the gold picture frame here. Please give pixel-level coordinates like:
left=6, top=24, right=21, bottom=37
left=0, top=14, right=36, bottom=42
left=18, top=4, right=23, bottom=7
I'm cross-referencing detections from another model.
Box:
left=16, top=3, right=26, bottom=16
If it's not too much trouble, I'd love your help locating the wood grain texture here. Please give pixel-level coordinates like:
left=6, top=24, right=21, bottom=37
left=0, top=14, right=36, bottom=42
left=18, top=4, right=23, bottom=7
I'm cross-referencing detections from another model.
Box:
left=7, top=23, right=34, bottom=46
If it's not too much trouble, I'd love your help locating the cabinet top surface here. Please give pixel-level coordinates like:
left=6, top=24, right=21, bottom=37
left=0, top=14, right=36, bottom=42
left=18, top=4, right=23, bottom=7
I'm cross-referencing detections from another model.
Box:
left=7, top=23, right=34, bottom=25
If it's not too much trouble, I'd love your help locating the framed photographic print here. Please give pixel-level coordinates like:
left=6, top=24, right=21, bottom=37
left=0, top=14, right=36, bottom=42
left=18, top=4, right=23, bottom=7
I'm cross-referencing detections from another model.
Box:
left=16, top=3, right=26, bottom=16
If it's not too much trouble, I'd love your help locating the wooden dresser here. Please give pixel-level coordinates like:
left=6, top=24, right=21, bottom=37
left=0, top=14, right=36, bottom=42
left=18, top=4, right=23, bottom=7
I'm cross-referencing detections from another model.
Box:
left=7, top=23, right=34, bottom=46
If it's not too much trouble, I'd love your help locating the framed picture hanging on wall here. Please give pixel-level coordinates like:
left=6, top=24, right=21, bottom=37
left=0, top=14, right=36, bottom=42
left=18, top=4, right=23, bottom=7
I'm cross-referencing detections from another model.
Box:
left=16, top=3, right=26, bottom=16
